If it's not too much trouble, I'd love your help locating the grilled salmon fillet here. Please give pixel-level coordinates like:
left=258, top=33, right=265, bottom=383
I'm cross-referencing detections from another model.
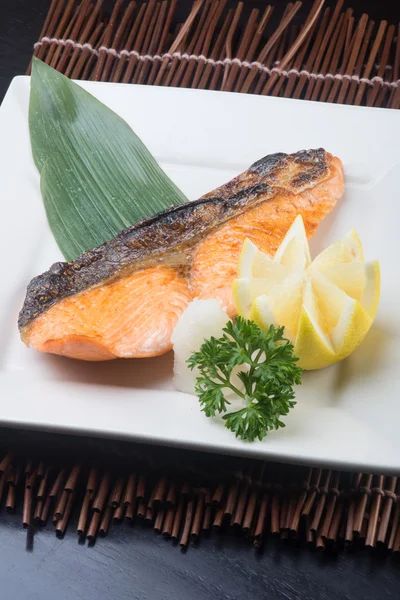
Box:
left=19, top=149, right=344, bottom=360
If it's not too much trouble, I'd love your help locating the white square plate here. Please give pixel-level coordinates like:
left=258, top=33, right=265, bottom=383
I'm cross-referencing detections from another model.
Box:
left=1, top=76, right=400, bottom=473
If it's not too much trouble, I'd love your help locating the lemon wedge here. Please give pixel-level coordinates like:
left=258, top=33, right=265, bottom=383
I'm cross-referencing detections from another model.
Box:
left=310, top=228, right=363, bottom=270
left=274, top=215, right=311, bottom=270
left=233, top=217, right=380, bottom=370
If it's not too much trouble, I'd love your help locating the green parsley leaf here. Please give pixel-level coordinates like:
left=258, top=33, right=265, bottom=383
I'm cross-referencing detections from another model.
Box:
left=187, top=317, right=302, bottom=442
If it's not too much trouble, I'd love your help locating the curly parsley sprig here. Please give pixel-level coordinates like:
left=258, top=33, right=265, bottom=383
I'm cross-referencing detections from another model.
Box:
left=187, top=318, right=302, bottom=442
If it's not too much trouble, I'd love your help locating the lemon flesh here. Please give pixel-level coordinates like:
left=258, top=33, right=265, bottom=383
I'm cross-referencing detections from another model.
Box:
left=233, top=216, right=380, bottom=370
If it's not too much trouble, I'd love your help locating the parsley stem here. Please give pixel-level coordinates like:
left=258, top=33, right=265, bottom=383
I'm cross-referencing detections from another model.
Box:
left=245, top=348, right=264, bottom=396
left=213, top=372, right=246, bottom=400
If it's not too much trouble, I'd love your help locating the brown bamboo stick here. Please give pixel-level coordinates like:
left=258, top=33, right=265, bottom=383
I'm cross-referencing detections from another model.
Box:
left=345, top=473, right=362, bottom=544
left=153, top=476, right=168, bottom=504
left=366, top=475, right=384, bottom=547
left=80, top=22, right=106, bottom=80
left=292, top=8, right=330, bottom=100
left=232, top=5, right=273, bottom=93
left=113, top=2, right=146, bottom=82
left=262, top=0, right=325, bottom=96
left=192, top=0, right=231, bottom=89
left=22, top=485, right=33, bottom=528
left=65, top=0, right=103, bottom=77
left=242, top=488, right=258, bottom=532
left=180, top=496, right=195, bottom=548
left=327, top=499, right=344, bottom=542
left=305, top=516, right=314, bottom=546
left=103, top=1, right=137, bottom=82
left=28, top=0, right=60, bottom=72
left=345, top=19, right=375, bottom=105
left=240, top=2, right=302, bottom=95
left=310, top=470, right=331, bottom=532
left=166, top=483, right=177, bottom=507
left=367, top=24, right=395, bottom=107
left=171, top=0, right=213, bottom=88
left=171, top=493, right=186, bottom=540
left=291, top=469, right=312, bottom=533
left=389, top=24, right=400, bottom=108
left=92, top=472, right=111, bottom=512
left=388, top=485, right=400, bottom=551
left=232, top=482, right=250, bottom=527
left=191, top=491, right=205, bottom=539
left=162, top=505, right=175, bottom=537
left=213, top=504, right=225, bottom=529
left=132, top=1, right=161, bottom=84
left=92, top=0, right=125, bottom=81
left=87, top=510, right=102, bottom=541
left=155, top=0, right=204, bottom=86
left=147, top=0, right=178, bottom=85
left=302, top=469, right=322, bottom=517
left=354, top=20, right=388, bottom=105
left=210, top=2, right=243, bottom=91
left=335, top=13, right=369, bottom=104
left=281, top=13, right=322, bottom=99
left=109, top=476, right=125, bottom=508
left=202, top=505, right=212, bottom=533
left=70, top=21, right=104, bottom=79
left=270, top=489, right=281, bottom=534
left=6, top=478, right=16, bottom=513
left=56, top=492, right=76, bottom=537
left=124, top=474, right=136, bottom=506
left=310, top=10, right=345, bottom=101
left=319, top=9, right=351, bottom=102
left=77, top=492, right=91, bottom=535
left=52, top=0, right=91, bottom=71
left=284, top=488, right=298, bottom=531
left=122, top=501, right=132, bottom=520
left=42, top=0, right=72, bottom=66
left=304, top=0, right=344, bottom=99
left=136, top=2, right=167, bottom=84
left=224, top=480, right=240, bottom=520
left=353, top=474, right=373, bottom=534
left=154, top=506, right=166, bottom=533
left=259, top=9, right=296, bottom=96
left=198, top=8, right=234, bottom=90
left=377, top=477, right=397, bottom=545
left=54, top=490, right=69, bottom=520
left=185, top=0, right=226, bottom=89
left=0, top=453, right=12, bottom=474
left=253, top=491, right=268, bottom=546
left=136, top=499, right=146, bottom=518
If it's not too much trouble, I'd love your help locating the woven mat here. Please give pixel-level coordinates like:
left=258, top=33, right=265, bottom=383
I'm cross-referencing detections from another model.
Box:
left=29, top=0, right=400, bottom=107
left=11, top=0, right=399, bottom=553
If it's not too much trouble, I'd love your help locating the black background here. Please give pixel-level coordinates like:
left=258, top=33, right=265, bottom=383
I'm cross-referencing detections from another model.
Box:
left=1, top=1, right=400, bottom=598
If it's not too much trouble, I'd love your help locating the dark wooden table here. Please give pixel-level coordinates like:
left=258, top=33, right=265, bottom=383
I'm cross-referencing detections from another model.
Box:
left=1, top=1, right=399, bottom=598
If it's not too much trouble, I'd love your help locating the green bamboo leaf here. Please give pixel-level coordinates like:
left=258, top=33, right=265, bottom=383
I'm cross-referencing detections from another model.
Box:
left=29, top=57, right=187, bottom=261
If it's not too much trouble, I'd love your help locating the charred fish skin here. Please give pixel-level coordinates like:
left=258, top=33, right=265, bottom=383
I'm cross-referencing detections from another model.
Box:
left=202, top=148, right=329, bottom=199
left=18, top=148, right=333, bottom=332
left=18, top=183, right=275, bottom=331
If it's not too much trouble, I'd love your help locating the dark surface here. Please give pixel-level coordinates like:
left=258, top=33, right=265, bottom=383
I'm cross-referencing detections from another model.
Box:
left=2, top=511, right=400, bottom=600
left=1, top=1, right=400, bottom=599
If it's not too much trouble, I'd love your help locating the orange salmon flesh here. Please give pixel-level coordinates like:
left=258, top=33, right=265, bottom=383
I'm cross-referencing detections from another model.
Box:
left=20, top=150, right=344, bottom=360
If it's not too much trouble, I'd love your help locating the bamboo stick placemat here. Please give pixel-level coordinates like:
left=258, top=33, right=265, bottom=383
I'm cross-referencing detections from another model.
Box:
left=29, top=0, right=400, bottom=107
left=10, top=0, right=399, bottom=554
left=1, top=430, right=400, bottom=553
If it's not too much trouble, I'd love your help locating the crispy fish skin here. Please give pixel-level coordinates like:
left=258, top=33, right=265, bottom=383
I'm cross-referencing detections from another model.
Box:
left=18, top=182, right=273, bottom=330
left=19, top=149, right=344, bottom=360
